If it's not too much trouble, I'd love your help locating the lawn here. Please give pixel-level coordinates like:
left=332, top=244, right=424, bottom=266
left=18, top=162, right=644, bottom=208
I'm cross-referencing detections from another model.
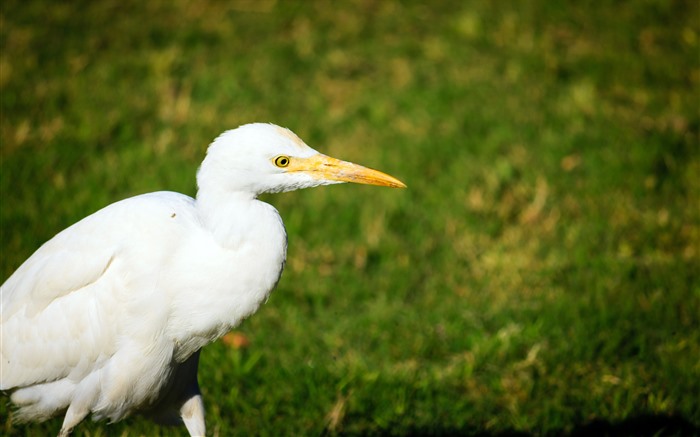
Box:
left=1, top=1, right=699, bottom=436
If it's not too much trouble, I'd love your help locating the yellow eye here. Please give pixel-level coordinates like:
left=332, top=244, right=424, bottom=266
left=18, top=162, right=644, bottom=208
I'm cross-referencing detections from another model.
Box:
left=274, top=155, right=290, bottom=168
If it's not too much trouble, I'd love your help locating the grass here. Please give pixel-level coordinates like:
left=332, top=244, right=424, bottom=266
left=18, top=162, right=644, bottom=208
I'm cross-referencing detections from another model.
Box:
left=1, top=0, right=699, bottom=435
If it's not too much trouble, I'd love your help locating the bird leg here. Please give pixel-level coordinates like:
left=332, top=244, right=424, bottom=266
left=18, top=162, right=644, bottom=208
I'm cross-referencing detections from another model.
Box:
left=180, top=393, right=206, bottom=437
left=57, top=403, right=89, bottom=437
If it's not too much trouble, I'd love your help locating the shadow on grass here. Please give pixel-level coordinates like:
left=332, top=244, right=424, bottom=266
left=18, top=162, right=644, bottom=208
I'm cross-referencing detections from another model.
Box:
left=566, top=414, right=699, bottom=437
left=337, top=414, right=699, bottom=437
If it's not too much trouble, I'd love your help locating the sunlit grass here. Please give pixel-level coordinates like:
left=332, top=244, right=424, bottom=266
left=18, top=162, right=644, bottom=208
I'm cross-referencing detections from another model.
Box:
left=1, top=1, right=699, bottom=435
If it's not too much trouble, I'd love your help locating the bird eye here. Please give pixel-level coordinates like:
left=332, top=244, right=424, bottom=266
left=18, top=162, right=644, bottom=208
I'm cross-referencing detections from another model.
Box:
left=274, top=155, right=290, bottom=168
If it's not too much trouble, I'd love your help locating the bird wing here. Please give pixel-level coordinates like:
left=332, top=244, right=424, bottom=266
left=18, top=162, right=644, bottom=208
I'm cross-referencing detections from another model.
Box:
left=0, top=192, right=195, bottom=390
left=2, top=225, right=116, bottom=321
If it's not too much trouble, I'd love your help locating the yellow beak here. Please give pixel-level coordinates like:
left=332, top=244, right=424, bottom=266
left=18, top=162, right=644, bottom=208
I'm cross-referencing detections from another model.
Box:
left=287, top=154, right=406, bottom=188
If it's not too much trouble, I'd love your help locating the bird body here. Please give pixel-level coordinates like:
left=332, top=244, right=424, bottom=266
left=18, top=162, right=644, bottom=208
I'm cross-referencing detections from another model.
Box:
left=0, top=123, right=404, bottom=436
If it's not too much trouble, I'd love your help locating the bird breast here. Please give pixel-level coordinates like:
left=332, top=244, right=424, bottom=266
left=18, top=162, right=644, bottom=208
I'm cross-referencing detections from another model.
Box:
left=165, top=197, right=288, bottom=361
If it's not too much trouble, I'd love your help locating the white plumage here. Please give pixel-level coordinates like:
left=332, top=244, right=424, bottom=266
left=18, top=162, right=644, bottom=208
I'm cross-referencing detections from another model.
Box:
left=0, top=123, right=404, bottom=436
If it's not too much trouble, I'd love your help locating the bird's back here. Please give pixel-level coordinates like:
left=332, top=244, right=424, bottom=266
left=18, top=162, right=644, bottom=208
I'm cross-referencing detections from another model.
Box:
left=1, top=191, right=202, bottom=421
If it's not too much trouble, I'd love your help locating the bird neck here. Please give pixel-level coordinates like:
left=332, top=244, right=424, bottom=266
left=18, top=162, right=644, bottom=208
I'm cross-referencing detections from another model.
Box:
left=195, top=188, right=260, bottom=247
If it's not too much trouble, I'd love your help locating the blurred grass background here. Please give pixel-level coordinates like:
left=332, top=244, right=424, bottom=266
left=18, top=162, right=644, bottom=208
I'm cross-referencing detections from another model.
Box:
left=1, top=0, right=699, bottom=435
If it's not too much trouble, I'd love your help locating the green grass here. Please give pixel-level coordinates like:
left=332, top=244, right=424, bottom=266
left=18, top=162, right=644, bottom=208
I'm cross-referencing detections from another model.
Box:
left=1, top=0, right=699, bottom=435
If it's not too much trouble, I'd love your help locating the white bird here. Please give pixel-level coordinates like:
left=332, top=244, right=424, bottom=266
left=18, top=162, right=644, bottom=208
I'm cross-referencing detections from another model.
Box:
left=0, top=123, right=405, bottom=436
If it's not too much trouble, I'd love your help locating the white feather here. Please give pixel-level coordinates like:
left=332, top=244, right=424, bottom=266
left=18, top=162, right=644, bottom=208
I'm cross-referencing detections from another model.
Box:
left=0, top=123, right=403, bottom=436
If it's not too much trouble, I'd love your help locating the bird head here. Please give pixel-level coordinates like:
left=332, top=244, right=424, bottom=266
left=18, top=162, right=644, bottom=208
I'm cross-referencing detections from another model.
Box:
left=197, top=123, right=406, bottom=196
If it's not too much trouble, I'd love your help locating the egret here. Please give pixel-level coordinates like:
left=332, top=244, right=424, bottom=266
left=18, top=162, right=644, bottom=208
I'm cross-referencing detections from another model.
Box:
left=0, top=123, right=405, bottom=436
